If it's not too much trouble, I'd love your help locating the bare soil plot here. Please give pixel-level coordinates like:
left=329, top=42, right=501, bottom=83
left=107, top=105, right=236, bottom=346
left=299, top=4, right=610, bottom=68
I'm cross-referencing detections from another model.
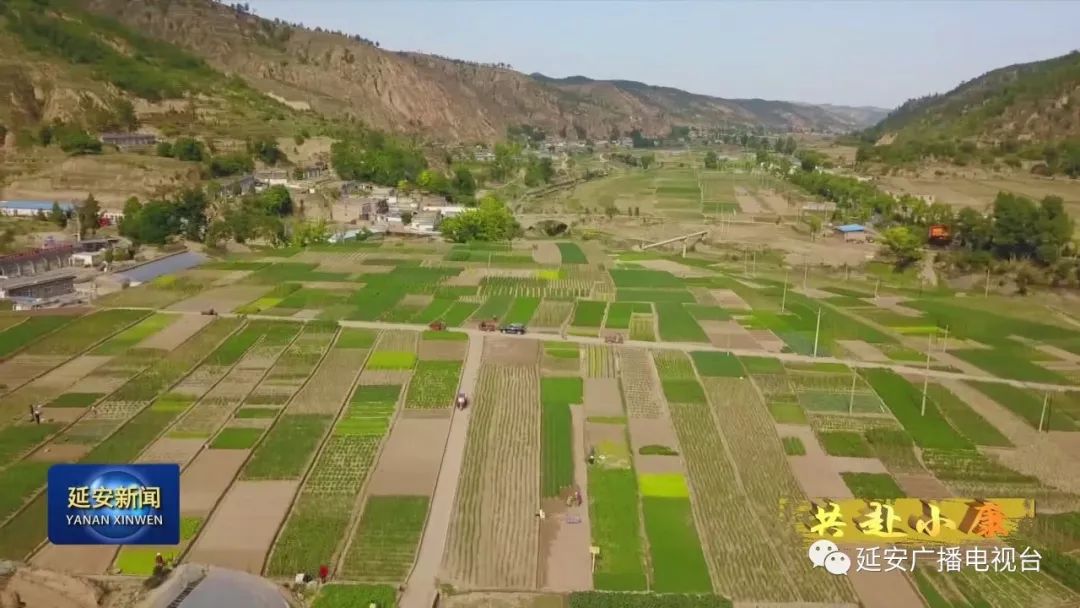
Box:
left=845, top=567, right=926, bottom=608
left=634, top=454, right=684, bottom=474
left=168, top=285, right=271, bottom=313
left=136, top=314, right=212, bottom=350
left=894, top=473, right=951, bottom=499
left=701, top=320, right=760, bottom=350
left=585, top=422, right=632, bottom=469
left=180, top=449, right=250, bottom=516
left=482, top=336, right=539, bottom=366
left=28, top=355, right=112, bottom=389
left=64, top=373, right=129, bottom=395
left=775, top=424, right=852, bottom=499
left=618, top=348, right=664, bottom=418
left=747, top=329, right=785, bottom=352
left=186, top=480, right=299, bottom=574
left=628, top=416, right=680, bottom=454
left=287, top=348, right=368, bottom=414
left=39, top=407, right=86, bottom=423
left=402, top=293, right=433, bottom=308
left=443, top=365, right=540, bottom=589
left=532, top=242, right=562, bottom=265
left=733, top=187, right=765, bottom=214
left=868, top=296, right=922, bottom=317
left=539, top=406, right=592, bottom=592
left=31, top=545, right=118, bottom=575
left=367, top=417, right=450, bottom=495
left=172, top=364, right=232, bottom=397
left=754, top=189, right=791, bottom=214
left=828, top=456, right=888, bottom=473
left=137, top=437, right=205, bottom=467
left=443, top=592, right=565, bottom=608
left=375, top=329, right=418, bottom=352
left=709, top=289, right=751, bottom=310
left=837, top=339, right=890, bottom=362
left=419, top=340, right=468, bottom=361
left=0, top=355, right=68, bottom=391
left=582, top=378, right=621, bottom=417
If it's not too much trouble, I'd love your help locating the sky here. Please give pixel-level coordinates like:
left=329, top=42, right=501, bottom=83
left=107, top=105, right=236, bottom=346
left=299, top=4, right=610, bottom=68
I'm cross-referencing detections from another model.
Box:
left=243, top=1, right=1080, bottom=109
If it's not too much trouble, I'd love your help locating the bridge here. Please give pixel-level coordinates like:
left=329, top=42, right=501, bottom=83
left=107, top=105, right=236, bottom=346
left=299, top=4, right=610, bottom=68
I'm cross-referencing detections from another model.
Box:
left=638, top=230, right=710, bottom=257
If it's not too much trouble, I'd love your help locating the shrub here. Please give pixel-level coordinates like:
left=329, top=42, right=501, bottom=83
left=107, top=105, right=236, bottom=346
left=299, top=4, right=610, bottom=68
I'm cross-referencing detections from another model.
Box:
left=638, top=444, right=679, bottom=456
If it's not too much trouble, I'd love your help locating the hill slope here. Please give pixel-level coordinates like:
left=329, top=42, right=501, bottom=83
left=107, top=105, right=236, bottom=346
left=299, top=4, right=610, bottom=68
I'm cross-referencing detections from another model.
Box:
left=79, top=0, right=885, bottom=142
left=866, top=51, right=1080, bottom=146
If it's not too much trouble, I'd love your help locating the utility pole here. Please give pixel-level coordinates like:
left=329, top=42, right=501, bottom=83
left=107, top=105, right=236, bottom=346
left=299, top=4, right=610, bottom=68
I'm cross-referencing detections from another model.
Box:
left=751, top=251, right=756, bottom=277
left=941, top=326, right=949, bottom=353
left=803, top=260, right=809, bottom=289
left=920, top=333, right=932, bottom=416
left=813, top=308, right=822, bottom=357
left=848, top=372, right=857, bottom=414
left=781, top=270, right=789, bottom=313
left=984, top=266, right=991, bottom=298
left=1038, top=393, right=1049, bottom=432
left=874, top=278, right=880, bottom=299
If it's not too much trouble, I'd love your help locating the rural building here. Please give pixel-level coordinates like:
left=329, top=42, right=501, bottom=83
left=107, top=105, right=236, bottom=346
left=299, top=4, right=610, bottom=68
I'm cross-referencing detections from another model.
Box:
left=422, top=205, right=468, bottom=217
left=254, top=169, right=289, bottom=187
left=834, top=224, right=869, bottom=242
left=99, top=210, right=125, bottom=225
left=0, top=245, right=75, bottom=278
left=71, top=251, right=105, bottom=267
left=76, top=237, right=120, bottom=252
left=0, top=270, right=78, bottom=309
left=411, top=211, right=440, bottom=234
left=115, top=251, right=207, bottom=287
left=100, top=132, right=157, bottom=149
left=294, top=163, right=327, bottom=181
left=0, top=200, right=75, bottom=217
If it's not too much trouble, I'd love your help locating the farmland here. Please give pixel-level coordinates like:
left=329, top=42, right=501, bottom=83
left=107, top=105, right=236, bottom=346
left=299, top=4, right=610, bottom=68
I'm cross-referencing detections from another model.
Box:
left=0, top=217, right=1078, bottom=608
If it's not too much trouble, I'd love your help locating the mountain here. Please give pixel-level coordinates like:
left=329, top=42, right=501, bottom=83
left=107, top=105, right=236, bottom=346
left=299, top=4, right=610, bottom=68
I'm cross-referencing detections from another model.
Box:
left=531, top=74, right=889, bottom=135
left=74, top=0, right=886, bottom=142
left=866, top=51, right=1080, bottom=145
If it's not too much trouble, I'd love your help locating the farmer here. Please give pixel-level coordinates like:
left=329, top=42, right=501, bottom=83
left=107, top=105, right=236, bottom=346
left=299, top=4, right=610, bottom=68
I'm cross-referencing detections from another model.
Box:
left=318, top=564, right=329, bottom=584
left=32, top=406, right=42, bottom=425
left=154, top=552, right=165, bottom=569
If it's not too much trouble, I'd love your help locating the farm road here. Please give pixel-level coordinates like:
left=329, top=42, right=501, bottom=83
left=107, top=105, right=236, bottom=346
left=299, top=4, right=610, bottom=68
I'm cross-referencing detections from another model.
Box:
left=114, top=308, right=1078, bottom=394
left=400, top=334, right=484, bottom=608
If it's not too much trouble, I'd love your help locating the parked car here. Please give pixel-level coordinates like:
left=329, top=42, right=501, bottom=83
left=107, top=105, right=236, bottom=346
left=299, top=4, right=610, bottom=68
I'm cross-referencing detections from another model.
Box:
left=500, top=323, right=527, bottom=335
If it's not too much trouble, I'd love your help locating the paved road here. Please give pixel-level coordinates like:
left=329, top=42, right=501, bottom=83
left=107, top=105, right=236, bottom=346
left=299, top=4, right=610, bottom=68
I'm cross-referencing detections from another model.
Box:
left=400, top=334, right=484, bottom=608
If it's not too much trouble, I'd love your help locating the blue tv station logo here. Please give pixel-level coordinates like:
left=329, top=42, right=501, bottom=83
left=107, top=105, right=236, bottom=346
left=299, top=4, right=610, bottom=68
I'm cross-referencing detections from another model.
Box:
left=48, top=464, right=180, bottom=545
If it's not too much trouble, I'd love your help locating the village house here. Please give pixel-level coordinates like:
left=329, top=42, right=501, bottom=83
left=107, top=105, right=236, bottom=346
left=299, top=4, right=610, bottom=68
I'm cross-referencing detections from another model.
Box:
left=0, top=200, right=75, bottom=217
left=99, top=132, right=157, bottom=149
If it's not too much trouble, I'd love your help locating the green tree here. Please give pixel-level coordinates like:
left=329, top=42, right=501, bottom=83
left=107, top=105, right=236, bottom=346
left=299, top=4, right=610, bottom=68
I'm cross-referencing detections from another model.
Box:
left=639, top=153, right=655, bottom=170
left=439, top=195, right=520, bottom=243
left=490, top=142, right=522, bottom=181
left=129, top=200, right=177, bottom=245
left=955, top=207, right=992, bottom=251
left=991, top=191, right=1039, bottom=259
left=173, top=188, right=209, bottom=241
left=247, top=136, right=285, bottom=165
left=257, top=185, right=293, bottom=216
left=171, top=137, right=205, bottom=162
left=400, top=210, right=413, bottom=225
left=119, top=197, right=143, bottom=241
left=880, top=226, right=924, bottom=269
left=1034, top=195, right=1075, bottom=263
left=208, top=153, right=254, bottom=177
left=156, top=141, right=174, bottom=157
left=452, top=166, right=477, bottom=195
left=78, top=194, right=100, bottom=238
left=49, top=202, right=68, bottom=228
left=290, top=219, right=330, bottom=247
left=703, top=151, right=718, bottom=169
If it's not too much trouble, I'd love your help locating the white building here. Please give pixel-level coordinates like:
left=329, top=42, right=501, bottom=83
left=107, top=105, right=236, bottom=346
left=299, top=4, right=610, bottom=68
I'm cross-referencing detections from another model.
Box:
left=71, top=251, right=105, bottom=267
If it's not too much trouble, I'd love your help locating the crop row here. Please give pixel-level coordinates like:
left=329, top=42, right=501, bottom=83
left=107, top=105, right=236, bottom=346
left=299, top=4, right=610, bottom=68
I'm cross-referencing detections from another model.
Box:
left=541, top=377, right=581, bottom=496
left=405, top=361, right=461, bottom=408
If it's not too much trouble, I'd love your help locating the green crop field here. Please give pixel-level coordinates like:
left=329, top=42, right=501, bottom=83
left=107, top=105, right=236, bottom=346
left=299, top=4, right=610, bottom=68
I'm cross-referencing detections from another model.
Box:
left=656, top=303, right=708, bottom=342
left=662, top=379, right=707, bottom=404
left=691, top=351, right=744, bottom=377
left=311, top=584, right=398, bottom=608
left=606, top=302, right=651, bottom=329
left=588, top=467, right=648, bottom=590
left=970, top=382, right=1078, bottom=431
left=405, top=361, right=462, bottom=409
left=210, top=427, right=263, bottom=449
left=541, top=377, right=581, bottom=496
left=341, top=496, right=429, bottom=582
left=841, top=473, right=905, bottom=499
left=503, top=297, right=541, bottom=324
left=558, top=242, right=588, bottom=264
left=572, top=300, right=607, bottom=327
left=25, top=309, right=149, bottom=356
left=94, top=313, right=177, bottom=355
left=242, top=414, right=331, bottom=479
left=862, top=369, right=974, bottom=449
left=641, top=496, right=713, bottom=592
left=366, top=351, right=417, bottom=370
left=925, top=383, right=1012, bottom=446
left=816, top=431, right=873, bottom=457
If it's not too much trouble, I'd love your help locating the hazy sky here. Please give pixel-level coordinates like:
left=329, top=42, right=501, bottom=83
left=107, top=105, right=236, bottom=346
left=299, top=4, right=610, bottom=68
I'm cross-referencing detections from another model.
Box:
left=243, top=1, right=1080, bottom=109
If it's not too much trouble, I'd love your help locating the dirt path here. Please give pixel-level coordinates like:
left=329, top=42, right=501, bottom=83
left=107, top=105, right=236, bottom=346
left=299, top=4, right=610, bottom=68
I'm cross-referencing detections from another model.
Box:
left=400, top=335, right=484, bottom=608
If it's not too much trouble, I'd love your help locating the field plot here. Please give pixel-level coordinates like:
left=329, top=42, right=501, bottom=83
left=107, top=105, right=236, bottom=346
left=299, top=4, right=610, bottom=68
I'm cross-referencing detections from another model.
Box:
left=0, top=315, right=75, bottom=359
left=288, top=344, right=370, bottom=414
left=93, top=313, right=177, bottom=355
left=637, top=473, right=711, bottom=593
left=341, top=495, right=429, bottom=582
left=619, top=348, right=664, bottom=418
left=541, top=377, right=581, bottom=496
left=585, top=345, right=617, bottom=378
left=587, top=423, right=647, bottom=591
left=531, top=300, right=573, bottom=329
left=541, top=342, right=579, bottom=376
left=443, top=364, right=540, bottom=589
left=571, top=300, right=607, bottom=328
left=186, top=480, right=300, bottom=573
left=668, top=376, right=855, bottom=603
left=556, top=242, right=588, bottom=264
left=418, top=332, right=468, bottom=361
left=406, top=360, right=462, bottom=409
left=655, top=303, right=708, bottom=342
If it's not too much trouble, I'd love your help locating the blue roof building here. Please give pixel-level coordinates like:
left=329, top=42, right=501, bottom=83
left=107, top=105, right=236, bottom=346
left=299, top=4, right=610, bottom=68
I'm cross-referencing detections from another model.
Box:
left=835, top=224, right=866, bottom=233
left=116, top=251, right=207, bottom=285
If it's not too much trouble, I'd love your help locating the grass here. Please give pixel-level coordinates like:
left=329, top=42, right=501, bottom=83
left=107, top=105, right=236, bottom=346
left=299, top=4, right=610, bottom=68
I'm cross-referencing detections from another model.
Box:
left=690, top=352, right=744, bottom=377
left=605, top=302, right=651, bottom=329
left=24, top=309, right=149, bottom=356
left=768, top=401, right=807, bottom=424
left=572, top=300, right=607, bottom=327
left=366, top=351, right=417, bottom=370
left=241, top=414, right=331, bottom=479
left=782, top=437, right=806, bottom=455
left=840, top=472, right=905, bottom=499
left=210, top=427, right=263, bottom=449
left=817, top=431, right=873, bottom=457
left=311, top=584, right=397, bottom=608
left=541, top=377, right=580, bottom=496
left=588, top=467, right=648, bottom=591
left=655, top=303, right=708, bottom=342
left=640, top=497, right=713, bottom=592
left=47, top=392, right=104, bottom=407
left=638, top=473, right=690, bottom=498
left=862, top=369, right=974, bottom=449
left=638, top=444, right=679, bottom=456
left=0, top=315, right=75, bottom=358
left=94, top=313, right=176, bottom=355
left=335, top=328, right=376, bottom=349
left=661, top=379, right=707, bottom=404
left=504, top=297, right=541, bottom=324
left=341, top=496, right=429, bottom=582
left=405, top=361, right=462, bottom=409
left=970, top=382, right=1077, bottom=432
left=473, top=294, right=513, bottom=321
left=925, top=383, right=1012, bottom=447
left=557, top=242, right=588, bottom=264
